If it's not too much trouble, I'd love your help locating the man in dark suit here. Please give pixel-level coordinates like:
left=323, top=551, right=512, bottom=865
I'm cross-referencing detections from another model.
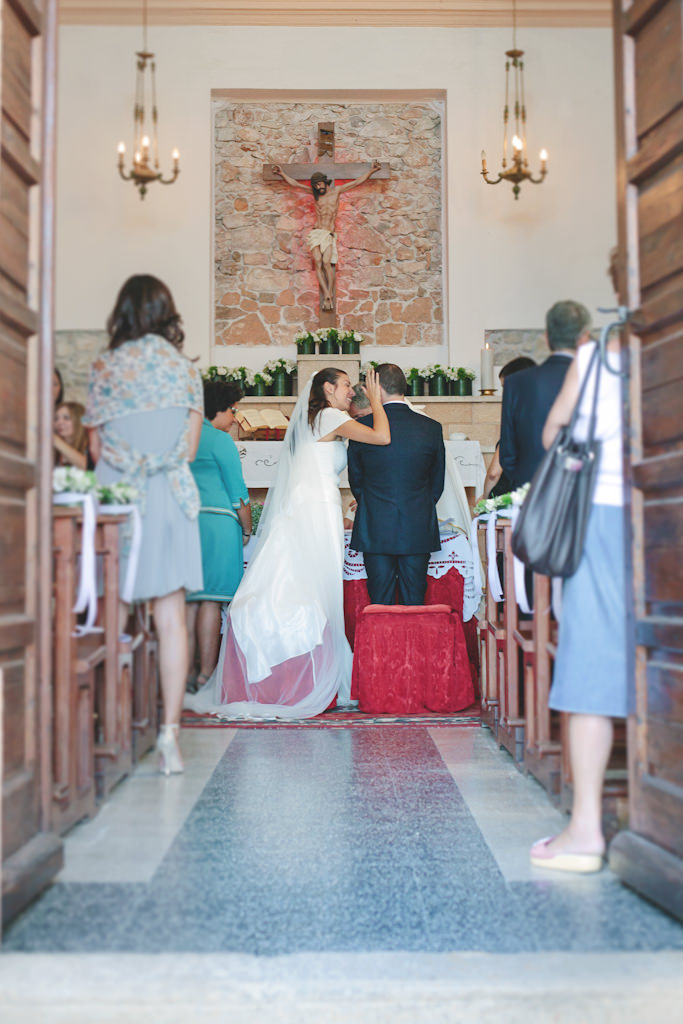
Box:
left=499, top=300, right=591, bottom=488
left=348, top=363, right=445, bottom=605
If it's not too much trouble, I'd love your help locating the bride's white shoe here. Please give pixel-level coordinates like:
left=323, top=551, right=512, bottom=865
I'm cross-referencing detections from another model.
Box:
left=156, top=724, right=184, bottom=776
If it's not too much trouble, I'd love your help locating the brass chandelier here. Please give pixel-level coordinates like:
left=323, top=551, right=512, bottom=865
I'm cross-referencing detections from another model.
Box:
left=480, top=0, right=547, bottom=200
left=117, top=0, right=180, bottom=199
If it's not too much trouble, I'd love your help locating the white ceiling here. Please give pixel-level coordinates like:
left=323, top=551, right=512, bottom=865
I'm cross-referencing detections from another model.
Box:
left=58, top=2, right=612, bottom=28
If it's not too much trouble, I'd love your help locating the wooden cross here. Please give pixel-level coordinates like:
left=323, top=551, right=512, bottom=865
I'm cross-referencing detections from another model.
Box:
left=263, top=121, right=389, bottom=327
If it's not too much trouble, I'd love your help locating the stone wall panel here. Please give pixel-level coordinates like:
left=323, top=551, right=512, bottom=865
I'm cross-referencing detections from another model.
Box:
left=214, top=99, right=444, bottom=349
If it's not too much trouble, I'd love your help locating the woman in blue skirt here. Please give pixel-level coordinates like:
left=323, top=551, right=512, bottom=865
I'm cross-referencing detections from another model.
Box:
left=531, top=331, right=629, bottom=873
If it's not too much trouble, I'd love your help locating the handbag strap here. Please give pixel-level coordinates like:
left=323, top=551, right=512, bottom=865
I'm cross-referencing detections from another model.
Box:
left=565, top=343, right=602, bottom=446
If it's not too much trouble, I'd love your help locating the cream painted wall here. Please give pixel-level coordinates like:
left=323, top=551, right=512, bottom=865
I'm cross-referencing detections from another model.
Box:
left=56, top=25, right=615, bottom=379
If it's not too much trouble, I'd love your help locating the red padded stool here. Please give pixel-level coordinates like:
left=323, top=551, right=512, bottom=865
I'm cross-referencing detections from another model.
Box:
left=351, top=604, right=475, bottom=714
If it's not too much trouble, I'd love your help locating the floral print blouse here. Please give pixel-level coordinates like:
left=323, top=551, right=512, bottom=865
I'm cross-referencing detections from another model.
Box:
left=83, top=334, right=204, bottom=519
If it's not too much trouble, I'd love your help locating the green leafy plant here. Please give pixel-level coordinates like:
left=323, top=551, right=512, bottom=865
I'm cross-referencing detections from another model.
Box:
left=456, top=366, right=476, bottom=381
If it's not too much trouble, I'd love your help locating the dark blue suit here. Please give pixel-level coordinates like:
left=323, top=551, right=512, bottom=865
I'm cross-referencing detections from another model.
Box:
left=499, top=353, right=573, bottom=488
left=348, top=402, right=445, bottom=605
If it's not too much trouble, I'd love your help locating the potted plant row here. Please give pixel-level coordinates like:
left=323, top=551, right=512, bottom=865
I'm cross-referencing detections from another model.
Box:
left=405, top=365, right=477, bottom=396
left=202, top=361, right=297, bottom=397
left=295, top=328, right=364, bottom=356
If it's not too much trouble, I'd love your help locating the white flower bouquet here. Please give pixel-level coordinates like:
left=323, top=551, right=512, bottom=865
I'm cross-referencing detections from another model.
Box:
left=473, top=483, right=530, bottom=518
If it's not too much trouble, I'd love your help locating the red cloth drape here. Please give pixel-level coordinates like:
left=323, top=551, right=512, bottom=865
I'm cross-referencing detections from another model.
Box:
left=351, top=604, right=475, bottom=713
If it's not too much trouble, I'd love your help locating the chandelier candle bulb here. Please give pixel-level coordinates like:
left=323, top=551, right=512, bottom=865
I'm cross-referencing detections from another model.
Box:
left=480, top=344, right=495, bottom=393
left=540, top=148, right=548, bottom=171
left=481, top=150, right=487, bottom=172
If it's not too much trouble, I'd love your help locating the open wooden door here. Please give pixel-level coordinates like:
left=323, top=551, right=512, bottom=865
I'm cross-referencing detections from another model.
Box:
left=1, top=0, right=61, bottom=927
left=609, top=0, right=683, bottom=921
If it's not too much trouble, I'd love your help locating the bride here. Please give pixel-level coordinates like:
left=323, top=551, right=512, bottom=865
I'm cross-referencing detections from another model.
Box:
left=186, top=366, right=390, bottom=719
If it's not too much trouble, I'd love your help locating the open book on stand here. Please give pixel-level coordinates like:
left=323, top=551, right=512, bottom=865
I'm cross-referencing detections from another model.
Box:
left=236, top=408, right=289, bottom=440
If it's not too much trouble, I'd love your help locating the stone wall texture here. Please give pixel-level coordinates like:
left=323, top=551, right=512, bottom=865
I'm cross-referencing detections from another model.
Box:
left=55, top=330, right=108, bottom=406
left=214, top=100, right=444, bottom=349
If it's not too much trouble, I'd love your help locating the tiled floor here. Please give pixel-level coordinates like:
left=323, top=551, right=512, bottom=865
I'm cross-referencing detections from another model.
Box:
left=4, top=726, right=682, bottom=956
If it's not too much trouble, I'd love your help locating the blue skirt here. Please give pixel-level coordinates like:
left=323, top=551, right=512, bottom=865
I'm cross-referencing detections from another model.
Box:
left=549, top=503, right=630, bottom=718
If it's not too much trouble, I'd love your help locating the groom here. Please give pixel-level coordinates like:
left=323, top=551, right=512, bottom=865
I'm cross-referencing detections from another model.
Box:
left=347, top=363, right=445, bottom=605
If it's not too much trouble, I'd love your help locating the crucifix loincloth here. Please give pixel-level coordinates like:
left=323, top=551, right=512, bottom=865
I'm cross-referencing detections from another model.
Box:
left=307, top=229, right=338, bottom=264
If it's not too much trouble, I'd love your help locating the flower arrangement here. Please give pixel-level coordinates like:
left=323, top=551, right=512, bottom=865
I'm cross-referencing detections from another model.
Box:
left=263, top=358, right=296, bottom=376
left=202, top=365, right=243, bottom=383
left=53, top=466, right=97, bottom=494
left=253, top=369, right=273, bottom=386
left=420, top=363, right=448, bottom=380
left=97, top=482, right=139, bottom=505
left=473, top=483, right=530, bottom=517
left=250, top=501, right=264, bottom=533
left=294, top=330, right=316, bottom=351
left=455, top=366, right=476, bottom=381
left=360, top=360, right=379, bottom=380
left=406, top=367, right=422, bottom=384
left=53, top=467, right=138, bottom=504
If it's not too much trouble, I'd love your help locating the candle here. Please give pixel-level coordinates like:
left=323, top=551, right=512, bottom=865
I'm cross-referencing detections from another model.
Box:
left=481, top=150, right=487, bottom=173
left=172, top=148, right=180, bottom=170
left=480, top=343, right=495, bottom=391
left=117, top=141, right=125, bottom=168
left=540, top=148, right=548, bottom=172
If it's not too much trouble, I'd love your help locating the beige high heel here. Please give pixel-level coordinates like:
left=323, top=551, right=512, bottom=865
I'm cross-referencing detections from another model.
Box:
left=156, top=724, right=184, bottom=776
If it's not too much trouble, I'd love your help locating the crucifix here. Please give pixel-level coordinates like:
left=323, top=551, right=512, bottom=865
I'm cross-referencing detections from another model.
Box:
left=263, top=122, right=389, bottom=327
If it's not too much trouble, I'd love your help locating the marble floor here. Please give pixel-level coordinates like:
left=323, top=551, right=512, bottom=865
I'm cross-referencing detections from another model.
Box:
left=2, top=725, right=682, bottom=1021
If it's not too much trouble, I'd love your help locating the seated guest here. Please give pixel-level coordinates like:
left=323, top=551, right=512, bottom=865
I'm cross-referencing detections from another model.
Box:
left=499, top=301, right=591, bottom=488
left=477, top=357, right=537, bottom=502
left=54, top=401, right=91, bottom=470
left=186, top=380, right=251, bottom=689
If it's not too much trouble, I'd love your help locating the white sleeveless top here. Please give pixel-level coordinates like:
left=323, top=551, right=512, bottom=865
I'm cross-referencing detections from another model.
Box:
left=312, top=406, right=351, bottom=440
left=572, top=341, right=624, bottom=507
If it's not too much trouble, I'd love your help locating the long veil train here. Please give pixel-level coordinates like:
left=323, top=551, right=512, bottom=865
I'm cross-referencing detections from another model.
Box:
left=186, top=380, right=353, bottom=719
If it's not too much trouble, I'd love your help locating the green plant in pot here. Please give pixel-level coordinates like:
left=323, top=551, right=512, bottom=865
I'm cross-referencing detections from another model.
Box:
left=422, top=363, right=449, bottom=397
left=252, top=369, right=273, bottom=397
left=360, top=360, right=378, bottom=381
left=316, top=327, right=340, bottom=355
left=295, top=330, right=316, bottom=355
left=405, top=367, right=425, bottom=397
left=450, top=366, right=476, bottom=396
left=341, top=329, right=364, bottom=355
left=264, top=358, right=296, bottom=396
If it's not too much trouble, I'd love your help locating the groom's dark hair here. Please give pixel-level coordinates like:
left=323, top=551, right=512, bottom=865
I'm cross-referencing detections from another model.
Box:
left=376, top=363, right=406, bottom=396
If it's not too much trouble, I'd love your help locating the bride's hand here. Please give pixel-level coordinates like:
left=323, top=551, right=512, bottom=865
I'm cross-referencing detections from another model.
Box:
left=363, top=368, right=382, bottom=406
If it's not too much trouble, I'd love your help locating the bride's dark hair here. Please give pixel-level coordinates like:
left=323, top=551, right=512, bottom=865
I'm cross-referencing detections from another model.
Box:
left=308, top=367, right=343, bottom=426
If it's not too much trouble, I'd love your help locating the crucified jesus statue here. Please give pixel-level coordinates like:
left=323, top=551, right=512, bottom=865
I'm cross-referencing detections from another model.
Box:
left=271, top=160, right=382, bottom=311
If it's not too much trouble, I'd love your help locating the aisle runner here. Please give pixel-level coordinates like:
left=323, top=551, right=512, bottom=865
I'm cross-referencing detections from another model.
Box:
left=182, top=707, right=481, bottom=729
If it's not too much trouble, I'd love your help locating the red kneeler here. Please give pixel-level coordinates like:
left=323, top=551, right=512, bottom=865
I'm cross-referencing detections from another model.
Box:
left=351, top=604, right=475, bottom=714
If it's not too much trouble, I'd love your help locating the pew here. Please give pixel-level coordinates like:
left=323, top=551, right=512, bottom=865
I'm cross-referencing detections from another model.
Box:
left=522, top=574, right=562, bottom=800
left=497, top=520, right=527, bottom=763
left=479, top=518, right=507, bottom=736
left=52, top=508, right=98, bottom=834
left=92, top=514, right=133, bottom=798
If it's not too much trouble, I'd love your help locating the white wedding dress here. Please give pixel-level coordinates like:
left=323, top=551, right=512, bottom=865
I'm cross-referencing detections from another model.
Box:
left=186, top=389, right=353, bottom=719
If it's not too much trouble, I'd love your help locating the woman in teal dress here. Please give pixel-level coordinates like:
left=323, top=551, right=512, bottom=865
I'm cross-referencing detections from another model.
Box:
left=187, top=380, right=251, bottom=688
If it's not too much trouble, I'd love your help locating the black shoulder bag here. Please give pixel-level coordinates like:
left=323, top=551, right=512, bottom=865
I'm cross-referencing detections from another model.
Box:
left=511, top=344, right=602, bottom=578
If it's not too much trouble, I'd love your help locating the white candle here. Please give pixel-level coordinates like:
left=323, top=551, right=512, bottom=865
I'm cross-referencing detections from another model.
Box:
left=480, top=343, right=495, bottom=391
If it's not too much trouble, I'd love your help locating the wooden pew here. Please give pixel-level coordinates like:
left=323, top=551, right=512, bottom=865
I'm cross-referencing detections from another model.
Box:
left=91, top=513, right=133, bottom=798
left=52, top=508, right=98, bottom=833
left=497, top=521, right=528, bottom=763
left=522, top=574, right=562, bottom=800
left=479, top=518, right=507, bottom=736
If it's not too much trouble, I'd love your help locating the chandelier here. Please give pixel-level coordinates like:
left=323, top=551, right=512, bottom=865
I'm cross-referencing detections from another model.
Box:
left=116, top=0, right=180, bottom=199
left=480, top=0, right=547, bottom=200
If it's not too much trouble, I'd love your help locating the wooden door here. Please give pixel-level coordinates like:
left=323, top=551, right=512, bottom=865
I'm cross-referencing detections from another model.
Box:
left=0, top=0, right=61, bottom=927
left=609, top=0, right=683, bottom=921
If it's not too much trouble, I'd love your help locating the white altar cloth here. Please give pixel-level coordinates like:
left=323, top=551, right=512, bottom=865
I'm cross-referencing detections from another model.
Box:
left=238, top=438, right=486, bottom=491
left=344, top=531, right=480, bottom=622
